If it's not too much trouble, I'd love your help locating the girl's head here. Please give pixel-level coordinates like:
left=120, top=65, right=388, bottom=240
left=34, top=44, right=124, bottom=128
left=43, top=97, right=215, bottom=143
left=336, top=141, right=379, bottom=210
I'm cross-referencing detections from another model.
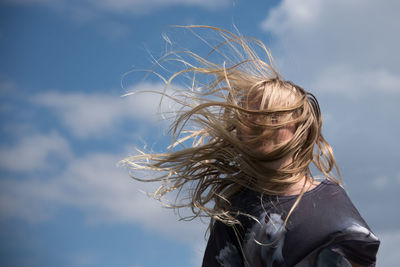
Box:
left=236, top=79, right=306, bottom=164
left=219, top=75, right=327, bottom=190
left=122, top=26, right=340, bottom=226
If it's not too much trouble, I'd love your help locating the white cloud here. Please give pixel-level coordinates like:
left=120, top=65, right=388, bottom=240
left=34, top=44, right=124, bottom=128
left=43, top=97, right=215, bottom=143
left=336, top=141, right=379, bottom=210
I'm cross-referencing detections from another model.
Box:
left=88, top=0, right=230, bottom=13
left=1, top=79, right=203, bottom=243
left=59, top=152, right=207, bottom=242
left=0, top=130, right=72, bottom=172
left=31, top=82, right=175, bottom=138
left=0, top=176, right=63, bottom=222
left=260, top=0, right=400, bottom=95
left=1, top=0, right=229, bottom=40
left=0, top=148, right=206, bottom=244
left=3, top=0, right=230, bottom=15
left=1, top=79, right=205, bottom=245
left=312, top=65, right=400, bottom=97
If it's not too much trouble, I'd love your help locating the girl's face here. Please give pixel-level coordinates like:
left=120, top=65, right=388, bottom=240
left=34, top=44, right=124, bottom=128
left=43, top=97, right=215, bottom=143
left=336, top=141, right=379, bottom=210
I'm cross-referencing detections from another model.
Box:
left=241, top=114, right=296, bottom=169
left=260, top=123, right=295, bottom=154
left=240, top=113, right=295, bottom=151
left=238, top=85, right=298, bottom=168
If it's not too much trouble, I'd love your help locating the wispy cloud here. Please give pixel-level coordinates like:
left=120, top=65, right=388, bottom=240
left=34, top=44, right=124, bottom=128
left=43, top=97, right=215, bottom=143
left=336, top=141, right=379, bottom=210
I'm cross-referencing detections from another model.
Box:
left=312, top=65, right=400, bottom=97
left=87, top=0, right=230, bottom=14
left=3, top=0, right=231, bottom=15
left=1, top=80, right=204, bottom=246
left=260, top=0, right=400, bottom=96
left=2, top=0, right=231, bottom=42
left=31, top=82, right=174, bottom=139
left=0, top=148, right=206, bottom=243
left=0, top=131, right=72, bottom=172
left=0, top=79, right=203, bottom=240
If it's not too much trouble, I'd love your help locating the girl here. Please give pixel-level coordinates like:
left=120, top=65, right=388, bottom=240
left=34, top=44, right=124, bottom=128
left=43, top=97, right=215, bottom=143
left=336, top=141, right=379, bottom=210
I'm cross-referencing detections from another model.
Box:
left=122, top=26, right=380, bottom=266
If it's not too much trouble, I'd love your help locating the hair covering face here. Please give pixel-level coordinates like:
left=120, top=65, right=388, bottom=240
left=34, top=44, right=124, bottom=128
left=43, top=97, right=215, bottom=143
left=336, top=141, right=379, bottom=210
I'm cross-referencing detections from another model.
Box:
left=121, top=26, right=340, bottom=227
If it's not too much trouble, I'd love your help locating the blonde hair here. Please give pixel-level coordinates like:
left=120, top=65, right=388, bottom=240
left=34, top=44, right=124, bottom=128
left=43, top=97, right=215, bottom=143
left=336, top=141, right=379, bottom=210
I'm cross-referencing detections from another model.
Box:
left=121, top=25, right=341, bottom=229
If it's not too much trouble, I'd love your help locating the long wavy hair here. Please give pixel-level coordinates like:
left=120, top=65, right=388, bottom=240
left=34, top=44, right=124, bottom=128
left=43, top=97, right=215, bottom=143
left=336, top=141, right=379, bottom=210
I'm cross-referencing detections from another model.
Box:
left=121, top=25, right=341, bottom=230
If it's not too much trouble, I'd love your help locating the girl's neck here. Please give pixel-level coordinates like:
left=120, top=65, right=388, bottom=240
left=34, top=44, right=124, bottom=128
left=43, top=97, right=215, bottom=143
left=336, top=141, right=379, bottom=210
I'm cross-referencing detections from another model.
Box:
left=282, top=176, right=320, bottom=196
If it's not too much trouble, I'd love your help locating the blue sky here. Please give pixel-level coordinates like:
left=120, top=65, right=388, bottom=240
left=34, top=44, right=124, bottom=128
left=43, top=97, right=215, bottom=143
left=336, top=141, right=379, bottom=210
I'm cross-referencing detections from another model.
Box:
left=1, top=0, right=399, bottom=266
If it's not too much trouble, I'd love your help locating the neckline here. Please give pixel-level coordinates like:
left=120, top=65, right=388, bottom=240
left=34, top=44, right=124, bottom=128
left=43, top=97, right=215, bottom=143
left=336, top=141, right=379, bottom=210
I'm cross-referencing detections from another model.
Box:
left=273, top=178, right=330, bottom=200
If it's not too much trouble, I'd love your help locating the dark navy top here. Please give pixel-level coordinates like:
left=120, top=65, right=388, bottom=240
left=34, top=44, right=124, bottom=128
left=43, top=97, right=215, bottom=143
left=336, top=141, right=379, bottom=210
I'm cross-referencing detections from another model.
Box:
left=202, top=180, right=380, bottom=267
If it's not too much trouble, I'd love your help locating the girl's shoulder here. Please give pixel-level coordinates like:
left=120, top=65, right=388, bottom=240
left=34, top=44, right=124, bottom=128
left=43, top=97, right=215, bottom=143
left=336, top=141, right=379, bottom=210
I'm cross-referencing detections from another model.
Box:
left=233, top=179, right=380, bottom=266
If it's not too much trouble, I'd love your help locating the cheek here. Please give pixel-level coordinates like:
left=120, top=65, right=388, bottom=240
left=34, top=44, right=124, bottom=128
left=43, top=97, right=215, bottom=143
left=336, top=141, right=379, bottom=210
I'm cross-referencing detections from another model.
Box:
left=237, top=125, right=263, bottom=141
left=237, top=124, right=296, bottom=155
left=275, top=125, right=296, bottom=143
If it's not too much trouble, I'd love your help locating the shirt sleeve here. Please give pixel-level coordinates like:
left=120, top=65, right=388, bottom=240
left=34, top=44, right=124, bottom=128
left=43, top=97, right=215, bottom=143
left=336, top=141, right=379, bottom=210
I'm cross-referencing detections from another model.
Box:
left=315, top=223, right=380, bottom=267
left=202, top=221, right=244, bottom=267
left=294, top=222, right=380, bottom=267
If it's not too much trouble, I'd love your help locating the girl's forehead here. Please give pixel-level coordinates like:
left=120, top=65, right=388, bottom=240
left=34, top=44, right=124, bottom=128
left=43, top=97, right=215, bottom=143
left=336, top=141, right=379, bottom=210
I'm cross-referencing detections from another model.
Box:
left=245, top=84, right=299, bottom=110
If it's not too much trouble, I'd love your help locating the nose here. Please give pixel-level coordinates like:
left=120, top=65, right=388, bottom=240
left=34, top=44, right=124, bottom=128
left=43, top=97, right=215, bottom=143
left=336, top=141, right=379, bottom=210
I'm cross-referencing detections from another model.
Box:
left=275, top=124, right=295, bottom=144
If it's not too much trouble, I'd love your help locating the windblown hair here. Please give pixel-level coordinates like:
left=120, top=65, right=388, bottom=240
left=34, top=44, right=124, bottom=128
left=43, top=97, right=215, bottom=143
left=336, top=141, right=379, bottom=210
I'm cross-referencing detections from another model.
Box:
left=121, top=26, right=341, bottom=229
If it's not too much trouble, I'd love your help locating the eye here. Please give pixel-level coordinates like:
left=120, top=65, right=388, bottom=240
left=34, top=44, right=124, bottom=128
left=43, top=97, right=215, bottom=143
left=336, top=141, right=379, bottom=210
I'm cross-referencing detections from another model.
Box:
left=270, top=115, right=279, bottom=124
